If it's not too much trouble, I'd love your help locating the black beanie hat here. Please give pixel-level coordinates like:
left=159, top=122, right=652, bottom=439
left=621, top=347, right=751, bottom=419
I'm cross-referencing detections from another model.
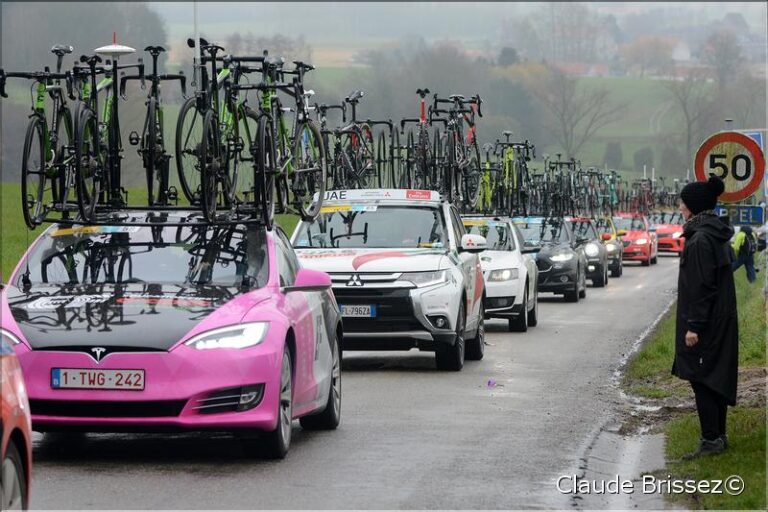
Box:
left=680, top=176, right=725, bottom=215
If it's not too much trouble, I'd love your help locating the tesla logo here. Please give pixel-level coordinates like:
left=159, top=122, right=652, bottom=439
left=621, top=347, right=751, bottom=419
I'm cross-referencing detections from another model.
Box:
left=91, top=347, right=107, bottom=363
left=347, top=274, right=363, bottom=287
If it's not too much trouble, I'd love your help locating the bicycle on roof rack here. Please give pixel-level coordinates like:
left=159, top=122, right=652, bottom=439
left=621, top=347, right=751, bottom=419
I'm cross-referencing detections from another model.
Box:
left=0, top=44, right=76, bottom=228
left=232, top=53, right=326, bottom=225
left=430, top=93, right=482, bottom=210
left=400, top=88, right=441, bottom=190
left=492, top=131, right=535, bottom=217
left=72, top=41, right=144, bottom=223
left=121, top=45, right=186, bottom=207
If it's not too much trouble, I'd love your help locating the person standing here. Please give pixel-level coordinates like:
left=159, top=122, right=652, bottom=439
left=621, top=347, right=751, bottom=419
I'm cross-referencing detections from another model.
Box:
left=731, top=226, right=758, bottom=283
left=673, top=176, right=738, bottom=459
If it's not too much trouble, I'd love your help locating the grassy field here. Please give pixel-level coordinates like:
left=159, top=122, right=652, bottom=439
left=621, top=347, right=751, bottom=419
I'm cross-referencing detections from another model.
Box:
left=0, top=182, right=298, bottom=282
left=624, top=258, right=766, bottom=510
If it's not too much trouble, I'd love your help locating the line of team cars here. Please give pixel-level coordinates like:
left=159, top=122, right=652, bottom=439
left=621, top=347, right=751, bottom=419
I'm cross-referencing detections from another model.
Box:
left=0, top=188, right=684, bottom=508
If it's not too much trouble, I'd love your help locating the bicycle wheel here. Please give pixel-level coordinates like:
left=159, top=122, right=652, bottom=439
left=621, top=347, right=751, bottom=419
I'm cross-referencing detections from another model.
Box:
left=255, top=114, right=276, bottom=230
left=291, top=119, right=326, bottom=221
left=54, top=107, right=74, bottom=211
left=390, top=128, right=401, bottom=189
left=175, top=97, right=203, bottom=204
left=376, top=131, right=388, bottom=189
left=431, top=127, right=442, bottom=192
left=463, top=143, right=481, bottom=211
left=75, top=109, right=105, bottom=222
left=200, top=109, right=223, bottom=222
left=21, top=117, right=47, bottom=228
left=144, top=97, right=160, bottom=205
left=237, top=108, right=260, bottom=205
left=403, top=129, right=416, bottom=189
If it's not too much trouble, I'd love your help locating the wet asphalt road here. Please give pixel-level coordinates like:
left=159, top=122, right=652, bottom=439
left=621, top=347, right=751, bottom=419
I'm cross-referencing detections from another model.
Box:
left=30, top=257, right=679, bottom=510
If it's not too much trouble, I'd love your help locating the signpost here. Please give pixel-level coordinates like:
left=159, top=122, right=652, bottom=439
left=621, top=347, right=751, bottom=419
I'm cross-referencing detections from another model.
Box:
left=694, top=131, right=766, bottom=203
left=714, top=205, right=765, bottom=226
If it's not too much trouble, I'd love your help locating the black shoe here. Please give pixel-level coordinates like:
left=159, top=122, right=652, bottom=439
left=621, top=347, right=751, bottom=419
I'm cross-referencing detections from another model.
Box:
left=682, top=437, right=725, bottom=460
left=720, top=434, right=728, bottom=449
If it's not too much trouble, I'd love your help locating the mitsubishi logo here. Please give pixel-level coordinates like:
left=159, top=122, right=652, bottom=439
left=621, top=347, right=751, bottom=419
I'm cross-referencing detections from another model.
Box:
left=347, top=274, right=363, bottom=287
left=91, top=347, right=107, bottom=363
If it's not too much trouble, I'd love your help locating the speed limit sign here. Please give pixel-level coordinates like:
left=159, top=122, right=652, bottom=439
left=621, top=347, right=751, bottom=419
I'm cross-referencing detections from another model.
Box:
left=694, top=131, right=766, bottom=203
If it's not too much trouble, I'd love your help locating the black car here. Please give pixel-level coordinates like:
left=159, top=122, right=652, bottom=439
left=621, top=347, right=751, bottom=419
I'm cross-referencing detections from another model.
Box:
left=566, top=217, right=609, bottom=287
left=513, top=216, right=588, bottom=302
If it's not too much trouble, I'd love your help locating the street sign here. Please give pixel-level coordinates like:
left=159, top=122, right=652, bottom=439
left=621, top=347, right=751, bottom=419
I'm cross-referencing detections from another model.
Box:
left=694, top=131, right=766, bottom=203
left=715, top=205, right=764, bottom=226
left=745, top=131, right=764, bottom=152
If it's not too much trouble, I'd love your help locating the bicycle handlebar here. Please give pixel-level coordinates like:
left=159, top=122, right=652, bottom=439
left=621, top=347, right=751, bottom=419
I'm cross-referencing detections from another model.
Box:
left=0, top=69, right=72, bottom=98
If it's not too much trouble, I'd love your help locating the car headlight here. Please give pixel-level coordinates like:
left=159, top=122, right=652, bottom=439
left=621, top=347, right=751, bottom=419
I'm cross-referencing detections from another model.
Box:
left=635, top=238, right=648, bottom=245
left=606, top=243, right=617, bottom=253
left=550, top=252, right=574, bottom=262
left=488, top=268, right=519, bottom=281
left=585, top=243, right=600, bottom=257
left=184, top=322, right=270, bottom=350
left=672, top=231, right=683, bottom=239
left=403, top=270, right=450, bottom=288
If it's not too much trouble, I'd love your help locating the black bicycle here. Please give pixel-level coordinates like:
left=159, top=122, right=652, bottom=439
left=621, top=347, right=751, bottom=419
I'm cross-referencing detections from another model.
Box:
left=121, top=45, right=186, bottom=206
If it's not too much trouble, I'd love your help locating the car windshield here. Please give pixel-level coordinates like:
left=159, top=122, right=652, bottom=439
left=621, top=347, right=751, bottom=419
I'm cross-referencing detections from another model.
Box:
left=515, top=219, right=568, bottom=245
left=293, top=205, right=447, bottom=249
left=18, top=223, right=269, bottom=288
left=613, top=217, right=645, bottom=231
left=463, top=222, right=515, bottom=251
left=569, top=220, right=598, bottom=240
left=649, top=212, right=683, bottom=225
left=594, top=218, right=613, bottom=235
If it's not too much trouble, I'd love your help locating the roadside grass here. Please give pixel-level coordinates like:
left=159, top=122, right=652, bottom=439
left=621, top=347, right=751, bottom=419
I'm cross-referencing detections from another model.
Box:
left=665, top=407, right=766, bottom=510
left=0, top=182, right=299, bottom=281
left=624, top=257, right=766, bottom=510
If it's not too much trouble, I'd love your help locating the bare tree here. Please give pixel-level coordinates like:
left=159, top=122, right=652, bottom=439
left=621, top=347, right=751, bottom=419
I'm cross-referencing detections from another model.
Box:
left=663, top=70, right=717, bottom=164
left=726, top=70, right=766, bottom=128
left=534, top=68, right=625, bottom=158
left=620, top=36, right=676, bottom=77
left=701, top=30, right=743, bottom=95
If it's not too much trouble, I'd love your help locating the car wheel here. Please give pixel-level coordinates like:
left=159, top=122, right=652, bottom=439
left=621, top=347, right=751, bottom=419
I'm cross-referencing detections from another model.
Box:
left=593, top=265, right=607, bottom=288
left=641, top=257, right=651, bottom=267
left=509, top=288, right=529, bottom=331
left=465, top=304, right=485, bottom=361
left=651, top=255, right=658, bottom=264
left=261, top=350, right=293, bottom=458
left=436, top=301, right=465, bottom=371
left=0, top=440, right=27, bottom=511
left=611, top=263, right=623, bottom=278
left=527, top=286, right=539, bottom=327
left=300, top=332, right=341, bottom=430
left=578, top=268, right=587, bottom=299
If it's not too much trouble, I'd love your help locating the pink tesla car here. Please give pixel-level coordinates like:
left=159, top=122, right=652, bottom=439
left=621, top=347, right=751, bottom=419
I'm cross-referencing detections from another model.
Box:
left=1, top=213, right=342, bottom=458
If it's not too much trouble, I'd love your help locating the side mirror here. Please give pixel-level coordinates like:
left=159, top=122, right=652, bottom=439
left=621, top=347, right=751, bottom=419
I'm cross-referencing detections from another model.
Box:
left=283, top=268, right=332, bottom=293
left=459, top=233, right=487, bottom=253
left=601, top=233, right=612, bottom=241
left=617, top=229, right=627, bottom=237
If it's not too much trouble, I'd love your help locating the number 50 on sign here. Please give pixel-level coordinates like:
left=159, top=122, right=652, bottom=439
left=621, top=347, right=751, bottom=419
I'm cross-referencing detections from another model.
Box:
left=694, top=131, right=766, bottom=203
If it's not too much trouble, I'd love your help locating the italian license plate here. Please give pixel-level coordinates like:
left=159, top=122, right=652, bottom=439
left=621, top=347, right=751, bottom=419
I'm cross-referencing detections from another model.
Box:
left=340, top=304, right=376, bottom=318
left=51, top=368, right=145, bottom=390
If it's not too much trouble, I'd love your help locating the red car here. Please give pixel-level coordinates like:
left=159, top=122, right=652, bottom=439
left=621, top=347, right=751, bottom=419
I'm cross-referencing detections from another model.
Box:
left=649, top=212, right=685, bottom=256
left=1, top=320, right=32, bottom=510
left=614, top=213, right=658, bottom=267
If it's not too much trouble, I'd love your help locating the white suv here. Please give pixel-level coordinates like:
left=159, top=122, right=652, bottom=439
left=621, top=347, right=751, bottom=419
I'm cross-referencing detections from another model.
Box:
left=291, top=189, right=487, bottom=371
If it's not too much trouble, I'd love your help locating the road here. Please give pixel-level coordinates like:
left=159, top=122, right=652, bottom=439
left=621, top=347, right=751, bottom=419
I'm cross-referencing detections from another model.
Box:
left=30, top=257, right=679, bottom=510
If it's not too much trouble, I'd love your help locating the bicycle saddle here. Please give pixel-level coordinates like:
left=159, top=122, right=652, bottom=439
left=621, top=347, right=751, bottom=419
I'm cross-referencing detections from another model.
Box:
left=502, top=130, right=513, bottom=137
left=293, top=61, right=314, bottom=71
left=265, top=56, right=285, bottom=68
left=345, top=90, right=364, bottom=102
left=79, top=54, right=103, bottom=66
left=416, top=88, right=430, bottom=97
left=449, top=94, right=465, bottom=101
left=51, top=44, right=73, bottom=56
left=303, top=89, right=315, bottom=97
left=187, top=37, right=209, bottom=49
left=144, top=45, right=166, bottom=55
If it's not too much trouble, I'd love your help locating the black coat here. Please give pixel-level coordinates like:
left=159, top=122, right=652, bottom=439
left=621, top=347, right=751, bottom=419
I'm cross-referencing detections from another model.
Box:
left=672, top=215, right=739, bottom=405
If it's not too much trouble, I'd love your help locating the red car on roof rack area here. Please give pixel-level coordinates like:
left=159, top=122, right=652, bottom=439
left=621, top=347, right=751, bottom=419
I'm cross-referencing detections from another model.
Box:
left=614, top=213, right=658, bottom=267
left=649, top=212, right=685, bottom=256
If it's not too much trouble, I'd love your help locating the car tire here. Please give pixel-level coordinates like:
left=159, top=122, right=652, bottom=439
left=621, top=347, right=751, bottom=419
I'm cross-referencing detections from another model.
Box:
left=259, top=350, right=293, bottom=459
left=651, top=255, right=658, bottom=265
left=465, top=305, right=485, bottom=361
left=578, top=269, right=587, bottom=299
left=611, top=263, right=623, bottom=278
left=300, top=333, right=341, bottom=431
left=509, top=289, right=529, bottom=332
left=593, top=265, right=607, bottom=288
left=0, top=440, right=27, bottom=511
left=527, top=286, right=539, bottom=327
left=642, top=257, right=651, bottom=267
left=435, top=301, right=465, bottom=371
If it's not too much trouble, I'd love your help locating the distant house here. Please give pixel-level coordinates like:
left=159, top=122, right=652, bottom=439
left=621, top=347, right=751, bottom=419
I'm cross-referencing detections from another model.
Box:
left=552, top=62, right=610, bottom=77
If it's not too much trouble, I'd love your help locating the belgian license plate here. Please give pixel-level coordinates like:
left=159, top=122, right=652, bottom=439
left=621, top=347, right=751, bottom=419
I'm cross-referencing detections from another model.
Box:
left=51, top=368, right=145, bottom=390
left=340, top=304, right=376, bottom=318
